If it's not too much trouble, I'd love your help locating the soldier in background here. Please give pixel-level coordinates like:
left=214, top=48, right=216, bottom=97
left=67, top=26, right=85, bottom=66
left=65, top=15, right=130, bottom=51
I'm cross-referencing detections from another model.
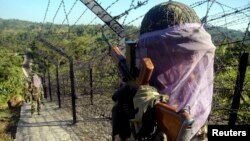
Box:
left=24, top=78, right=32, bottom=103
left=30, top=73, right=44, bottom=115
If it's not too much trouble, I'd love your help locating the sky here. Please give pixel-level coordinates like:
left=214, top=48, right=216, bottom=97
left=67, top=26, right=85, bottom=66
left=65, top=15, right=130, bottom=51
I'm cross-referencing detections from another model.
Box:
left=0, top=0, right=249, bottom=29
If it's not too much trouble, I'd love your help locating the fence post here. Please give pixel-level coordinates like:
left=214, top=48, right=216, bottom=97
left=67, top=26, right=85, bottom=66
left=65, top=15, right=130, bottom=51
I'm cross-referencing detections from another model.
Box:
left=42, top=70, right=48, bottom=99
left=62, top=77, right=66, bottom=96
left=48, top=67, right=52, bottom=101
left=37, top=38, right=77, bottom=123
left=69, top=59, right=77, bottom=124
left=228, top=52, right=249, bottom=125
left=56, top=64, right=61, bottom=108
left=89, top=67, right=93, bottom=105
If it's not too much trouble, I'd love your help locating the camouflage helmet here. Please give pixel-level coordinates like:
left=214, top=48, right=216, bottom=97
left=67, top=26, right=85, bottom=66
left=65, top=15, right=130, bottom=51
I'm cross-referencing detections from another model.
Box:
left=140, top=1, right=200, bottom=35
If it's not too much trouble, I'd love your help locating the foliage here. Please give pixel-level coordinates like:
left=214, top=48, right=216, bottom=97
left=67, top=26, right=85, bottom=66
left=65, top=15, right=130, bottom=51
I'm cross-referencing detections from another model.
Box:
left=0, top=18, right=249, bottom=124
left=0, top=48, right=25, bottom=107
left=213, top=42, right=250, bottom=124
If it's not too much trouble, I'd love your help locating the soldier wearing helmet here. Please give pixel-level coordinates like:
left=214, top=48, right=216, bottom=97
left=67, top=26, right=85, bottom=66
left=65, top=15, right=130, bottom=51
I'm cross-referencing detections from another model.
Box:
left=24, top=77, right=32, bottom=103
left=30, top=73, right=44, bottom=116
left=112, top=1, right=215, bottom=141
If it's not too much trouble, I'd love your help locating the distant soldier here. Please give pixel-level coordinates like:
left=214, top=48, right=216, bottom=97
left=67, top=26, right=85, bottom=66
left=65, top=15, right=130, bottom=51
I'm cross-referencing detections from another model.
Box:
left=24, top=78, right=32, bottom=103
left=30, top=74, right=44, bottom=115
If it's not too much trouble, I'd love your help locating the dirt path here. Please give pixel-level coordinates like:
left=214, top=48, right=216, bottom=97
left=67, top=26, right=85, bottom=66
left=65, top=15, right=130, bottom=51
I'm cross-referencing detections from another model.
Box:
left=14, top=101, right=82, bottom=141
left=15, top=54, right=112, bottom=141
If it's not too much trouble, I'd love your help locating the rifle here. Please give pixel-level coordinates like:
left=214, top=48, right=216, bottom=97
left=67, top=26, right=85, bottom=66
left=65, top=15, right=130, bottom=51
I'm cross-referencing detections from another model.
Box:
left=103, top=32, right=194, bottom=141
left=155, top=103, right=194, bottom=141
left=111, top=46, right=154, bottom=84
left=102, top=32, right=154, bottom=85
left=81, top=1, right=194, bottom=140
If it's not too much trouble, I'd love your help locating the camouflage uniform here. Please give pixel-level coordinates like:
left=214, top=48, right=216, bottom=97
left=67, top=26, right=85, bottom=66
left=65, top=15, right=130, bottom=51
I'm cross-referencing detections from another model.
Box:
left=30, top=77, right=44, bottom=115
left=24, top=80, right=32, bottom=103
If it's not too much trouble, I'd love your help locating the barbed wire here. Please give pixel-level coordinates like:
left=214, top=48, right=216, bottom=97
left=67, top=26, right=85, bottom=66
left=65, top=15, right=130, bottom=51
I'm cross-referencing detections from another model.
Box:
left=105, top=0, right=120, bottom=11
left=61, top=0, right=79, bottom=25
left=36, top=0, right=250, bottom=126
left=207, top=6, right=250, bottom=23
left=114, top=0, right=150, bottom=20
left=47, top=0, right=63, bottom=32
left=190, top=0, right=208, bottom=8
left=209, top=21, right=247, bottom=86
left=86, top=0, right=102, bottom=26
left=201, top=0, right=216, bottom=23
left=122, top=0, right=135, bottom=25
left=86, top=0, right=120, bottom=26
left=124, top=14, right=144, bottom=26
left=72, top=8, right=88, bottom=26
left=61, top=0, right=70, bottom=27
left=206, top=3, right=250, bottom=17
left=241, top=20, right=250, bottom=46
left=41, top=0, right=51, bottom=32
left=213, top=1, right=250, bottom=18
left=216, top=15, right=249, bottom=28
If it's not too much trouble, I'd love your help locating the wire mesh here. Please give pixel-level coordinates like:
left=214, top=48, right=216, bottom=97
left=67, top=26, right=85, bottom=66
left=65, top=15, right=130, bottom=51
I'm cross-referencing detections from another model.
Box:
left=35, top=0, right=250, bottom=135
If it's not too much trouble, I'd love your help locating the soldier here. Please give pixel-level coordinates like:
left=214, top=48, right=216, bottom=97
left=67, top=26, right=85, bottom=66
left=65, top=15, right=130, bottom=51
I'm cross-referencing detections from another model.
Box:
left=112, top=1, right=215, bottom=141
left=24, top=78, right=32, bottom=103
left=30, top=74, right=44, bottom=115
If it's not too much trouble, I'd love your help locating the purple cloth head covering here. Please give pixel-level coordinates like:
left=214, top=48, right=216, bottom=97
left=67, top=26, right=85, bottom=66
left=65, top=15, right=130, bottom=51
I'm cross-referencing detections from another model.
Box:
left=136, top=23, right=216, bottom=137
